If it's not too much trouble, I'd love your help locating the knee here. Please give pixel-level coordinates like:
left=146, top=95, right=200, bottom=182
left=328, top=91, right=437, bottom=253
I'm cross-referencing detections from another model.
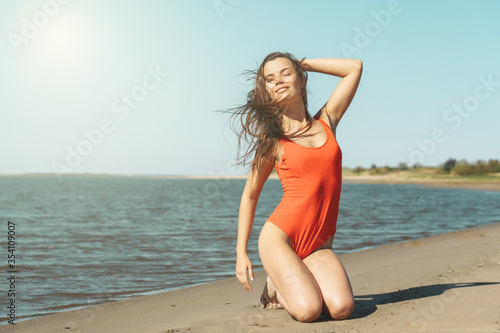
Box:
left=290, top=300, right=322, bottom=323
left=328, top=297, right=355, bottom=320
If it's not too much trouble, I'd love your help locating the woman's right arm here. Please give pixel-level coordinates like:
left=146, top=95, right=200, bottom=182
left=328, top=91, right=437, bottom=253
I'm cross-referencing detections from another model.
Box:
left=235, top=150, right=275, bottom=291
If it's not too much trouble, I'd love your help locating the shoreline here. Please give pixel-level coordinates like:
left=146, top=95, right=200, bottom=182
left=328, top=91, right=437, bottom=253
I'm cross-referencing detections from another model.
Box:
left=4, top=221, right=500, bottom=332
left=341, top=176, right=500, bottom=192
left=2, top=173, right=500, bottom=192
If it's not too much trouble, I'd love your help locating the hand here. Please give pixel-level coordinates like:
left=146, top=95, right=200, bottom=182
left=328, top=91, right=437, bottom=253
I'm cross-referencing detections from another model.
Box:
left=300, top=58, right=311, bottom=71
left=236, top=252, right=254, bottom=291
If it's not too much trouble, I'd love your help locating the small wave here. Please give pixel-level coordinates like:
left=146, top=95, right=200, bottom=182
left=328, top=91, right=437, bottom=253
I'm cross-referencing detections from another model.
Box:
left=50, top=288, right=156, bottom=299
left=123, top=256, right=158, bottom=262
left=214, top=214, right=239, bottom=218
left=44, top=302, right=96, bottom=311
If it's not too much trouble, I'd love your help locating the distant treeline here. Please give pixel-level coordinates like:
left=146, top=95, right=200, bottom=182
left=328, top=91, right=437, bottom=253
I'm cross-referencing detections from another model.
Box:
left=440, top=158, right=500, bottom=175
left=351, top=159, right=500, bottom=176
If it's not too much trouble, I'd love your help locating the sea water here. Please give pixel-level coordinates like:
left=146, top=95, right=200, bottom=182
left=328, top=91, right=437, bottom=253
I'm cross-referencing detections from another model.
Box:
left=0, top=176, right=499, bottom=324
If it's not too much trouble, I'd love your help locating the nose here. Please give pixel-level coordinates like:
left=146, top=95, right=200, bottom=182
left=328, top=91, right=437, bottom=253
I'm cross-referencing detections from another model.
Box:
left=273, top=78, right=285, bottom=89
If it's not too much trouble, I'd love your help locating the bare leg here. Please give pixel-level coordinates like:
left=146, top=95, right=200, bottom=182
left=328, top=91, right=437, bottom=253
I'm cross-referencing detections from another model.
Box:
left=302, top=248, right=354, bottom=320
left=258, top=221, right=323, bottom=322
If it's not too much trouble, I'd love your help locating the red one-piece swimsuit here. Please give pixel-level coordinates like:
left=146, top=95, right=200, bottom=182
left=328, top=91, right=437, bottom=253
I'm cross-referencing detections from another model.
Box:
left=266, top=115, right=342, bottom=260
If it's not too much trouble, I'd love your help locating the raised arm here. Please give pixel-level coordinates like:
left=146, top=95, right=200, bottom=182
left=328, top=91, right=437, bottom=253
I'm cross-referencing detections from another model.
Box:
left=235, top=149, right=275, bottom=291
left=302, top=58, right=363, bottom=132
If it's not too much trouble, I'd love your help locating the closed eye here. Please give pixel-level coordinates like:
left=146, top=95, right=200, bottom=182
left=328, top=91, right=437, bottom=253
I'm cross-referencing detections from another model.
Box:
left=265, top=68, right=292, bottom=81
left=267, top=72, right=291, bottom=83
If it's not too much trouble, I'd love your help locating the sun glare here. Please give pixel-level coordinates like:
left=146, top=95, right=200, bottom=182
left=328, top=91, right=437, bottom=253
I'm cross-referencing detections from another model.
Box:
left=36, top=16, right=87, bottom=63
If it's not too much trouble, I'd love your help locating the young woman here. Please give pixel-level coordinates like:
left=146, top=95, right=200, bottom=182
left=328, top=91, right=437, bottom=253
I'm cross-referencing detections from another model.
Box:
left=230, top=52, right=362, bottom=322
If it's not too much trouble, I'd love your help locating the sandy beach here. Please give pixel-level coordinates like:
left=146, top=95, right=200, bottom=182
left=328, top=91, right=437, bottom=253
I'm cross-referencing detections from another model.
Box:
left=341, top=174, right=500, bottom=193
left=4, top=219, right=499, bottom=332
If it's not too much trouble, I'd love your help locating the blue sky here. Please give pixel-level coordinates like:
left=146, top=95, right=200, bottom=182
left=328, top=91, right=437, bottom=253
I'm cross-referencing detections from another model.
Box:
left=1, top=0, right=499, bottom=176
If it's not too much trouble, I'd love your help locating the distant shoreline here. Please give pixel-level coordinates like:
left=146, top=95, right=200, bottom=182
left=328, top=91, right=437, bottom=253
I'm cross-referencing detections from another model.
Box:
left=2, top=172, right=499, bottom=192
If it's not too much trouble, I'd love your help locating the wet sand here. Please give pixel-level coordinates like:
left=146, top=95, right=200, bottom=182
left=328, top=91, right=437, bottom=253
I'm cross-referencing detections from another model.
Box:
left=4, top=221, right=500, bottom=332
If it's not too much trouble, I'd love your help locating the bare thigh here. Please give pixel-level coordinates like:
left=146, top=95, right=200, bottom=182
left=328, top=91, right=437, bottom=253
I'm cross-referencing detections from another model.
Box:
left=302, top=248, right=355, bottom=319
left=258, top=221, right=323, bottom=323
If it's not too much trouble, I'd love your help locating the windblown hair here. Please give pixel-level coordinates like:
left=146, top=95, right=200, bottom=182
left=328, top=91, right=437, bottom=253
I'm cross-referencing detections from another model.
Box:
left=220, top=51, right=315, bottom=174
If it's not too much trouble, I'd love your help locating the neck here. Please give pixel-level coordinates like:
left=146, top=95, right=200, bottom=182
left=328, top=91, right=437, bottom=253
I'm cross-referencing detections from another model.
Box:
left=282, top=97, right=308, bottom=132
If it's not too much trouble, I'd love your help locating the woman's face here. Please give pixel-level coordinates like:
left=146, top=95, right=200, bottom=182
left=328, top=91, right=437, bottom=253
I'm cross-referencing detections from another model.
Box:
left=263, top=57, right=302, bottom=102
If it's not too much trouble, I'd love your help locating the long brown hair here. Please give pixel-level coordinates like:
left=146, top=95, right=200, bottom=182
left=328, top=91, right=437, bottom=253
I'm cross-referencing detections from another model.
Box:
left=219, top=52, right=315, bottom=174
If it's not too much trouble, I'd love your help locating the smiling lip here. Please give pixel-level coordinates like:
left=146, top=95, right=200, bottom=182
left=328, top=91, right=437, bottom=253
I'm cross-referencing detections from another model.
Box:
left=276, top=87, right=288, bottom=93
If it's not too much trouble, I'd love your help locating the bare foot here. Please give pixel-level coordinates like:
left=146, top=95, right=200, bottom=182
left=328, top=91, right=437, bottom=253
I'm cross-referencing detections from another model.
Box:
left=260, top=276, right=283, bottom=309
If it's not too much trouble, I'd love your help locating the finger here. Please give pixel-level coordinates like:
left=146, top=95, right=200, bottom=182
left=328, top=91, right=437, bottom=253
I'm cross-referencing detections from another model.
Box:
left=249, top=267, right=254, bottom=281
left=236, top=272, right=249, bottom=289
left=240, top=275, right=251, bottom=291
left=245, top=276, right=252, bottom=291
left=237, top=269, right=252, bottom=291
